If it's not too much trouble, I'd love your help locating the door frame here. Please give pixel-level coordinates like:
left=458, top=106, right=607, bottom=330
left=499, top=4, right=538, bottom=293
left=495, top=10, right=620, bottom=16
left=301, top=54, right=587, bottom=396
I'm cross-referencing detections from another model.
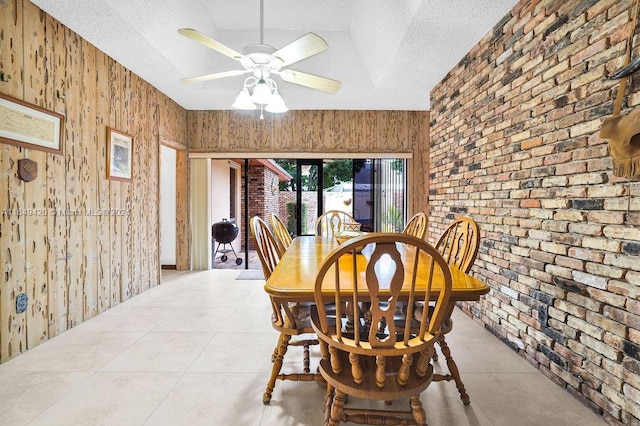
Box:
left=295, top=159, right=323, bottom=235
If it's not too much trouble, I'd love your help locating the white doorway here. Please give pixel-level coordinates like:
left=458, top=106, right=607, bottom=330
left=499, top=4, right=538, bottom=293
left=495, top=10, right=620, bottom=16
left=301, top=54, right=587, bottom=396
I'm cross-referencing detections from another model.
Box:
left=160, top=145, right=177, bottom=267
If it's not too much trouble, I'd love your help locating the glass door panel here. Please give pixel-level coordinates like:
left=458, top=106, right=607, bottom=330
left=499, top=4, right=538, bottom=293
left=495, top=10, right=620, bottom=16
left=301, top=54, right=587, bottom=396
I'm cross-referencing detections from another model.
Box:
left=374, top=159, right=406, bottom=232
left=296, top=160, right=322, bottom=236
left=353, top=160, right=373, bottom=231
left=322, top=159, right=354, bottom=223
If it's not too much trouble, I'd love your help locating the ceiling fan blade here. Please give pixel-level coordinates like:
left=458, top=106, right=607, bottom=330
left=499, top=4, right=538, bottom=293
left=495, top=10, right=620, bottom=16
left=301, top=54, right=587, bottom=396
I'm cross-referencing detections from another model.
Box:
left=279, top=69, right=341, bottom=93
left=181, top=70, right=248, bottom=83
left=178, top=28, right=244, bottom=60
left=270, top=33, right=328, bottom=67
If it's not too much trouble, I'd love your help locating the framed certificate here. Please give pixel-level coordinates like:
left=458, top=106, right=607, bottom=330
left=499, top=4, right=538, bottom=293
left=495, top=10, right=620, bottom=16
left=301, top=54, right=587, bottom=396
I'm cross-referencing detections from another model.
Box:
left=0, top=94, right=64, bottom=155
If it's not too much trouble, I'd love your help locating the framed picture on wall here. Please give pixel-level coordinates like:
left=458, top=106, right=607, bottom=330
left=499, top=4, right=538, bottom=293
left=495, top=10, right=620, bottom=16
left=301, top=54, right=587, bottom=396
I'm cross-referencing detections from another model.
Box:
left=106, top=127, right=133, bottom=181
left=0, top=93, right=64, bottom=155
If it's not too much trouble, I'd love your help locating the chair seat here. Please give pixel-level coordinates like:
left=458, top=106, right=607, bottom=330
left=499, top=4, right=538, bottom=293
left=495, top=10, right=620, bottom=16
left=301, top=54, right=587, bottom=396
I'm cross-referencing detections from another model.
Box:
left=271, top=302, right=318, bottom=334
left=319, top=351, right=434, bottom=401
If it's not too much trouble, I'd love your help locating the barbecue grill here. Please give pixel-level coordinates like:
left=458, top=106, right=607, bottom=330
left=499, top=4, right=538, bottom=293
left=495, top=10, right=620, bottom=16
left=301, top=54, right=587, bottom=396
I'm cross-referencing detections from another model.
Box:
left=212, top=219, right=243, bottom=265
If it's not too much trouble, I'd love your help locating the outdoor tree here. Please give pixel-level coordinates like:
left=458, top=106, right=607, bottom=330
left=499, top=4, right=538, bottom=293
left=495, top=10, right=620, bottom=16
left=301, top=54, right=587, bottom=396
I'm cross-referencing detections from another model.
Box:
left=323, top=160, right=352, bottom=188
left=275, top=159, right=354, bottom=191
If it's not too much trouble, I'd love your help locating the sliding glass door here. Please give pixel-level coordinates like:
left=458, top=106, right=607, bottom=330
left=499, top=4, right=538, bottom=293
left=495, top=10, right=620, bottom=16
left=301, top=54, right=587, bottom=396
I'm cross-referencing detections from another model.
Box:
left=274, top=158, right=406, bottom=236
left=373, top=159, right=406, bottom=232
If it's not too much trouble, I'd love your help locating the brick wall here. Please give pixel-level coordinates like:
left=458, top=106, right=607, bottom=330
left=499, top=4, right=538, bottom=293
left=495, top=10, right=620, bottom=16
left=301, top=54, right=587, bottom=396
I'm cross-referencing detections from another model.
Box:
left=429, top=0, right=640, bottom=423
left=242, top=164, right=280, bottom=249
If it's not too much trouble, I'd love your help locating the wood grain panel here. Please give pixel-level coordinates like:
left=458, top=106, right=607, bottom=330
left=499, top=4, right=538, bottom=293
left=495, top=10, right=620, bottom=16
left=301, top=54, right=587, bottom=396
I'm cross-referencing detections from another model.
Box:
left=23, top=3, right=49, bottom=350
left=129, top=73, right=141, bottom=296
left=138, top=81, right=149, bottom=290
left=188, top=110, right=422, bottom=154
left=64, top=28, right=83, bottom=328
left=175, top=149, right=189, bottom=270
left=46, top=14, right=68, bottom=337
left=0, top=0, right=27, bottom=362
left=270, top=112, right=294, bottom=151
left=412, top=111, right=430, bottom=215
left=378, top=111, right=406, bottom=152
left=0, top=0, right=23, bottom=94
left=159, top=94, right=187, bottom=144
left=108, top=58, right=122, bottom=306
left=120, top=67, right=132, bottom=300
left=296, top=110, right=322, bottom=151
left=359, top=111, right=378, bottom=152
left=148, top=91, right=160, bottom=285
left=95, top=50, right=111, bottom=314
left=81, top=38, right=98, bottom=321
left=225, top=112, right=250, bottom=151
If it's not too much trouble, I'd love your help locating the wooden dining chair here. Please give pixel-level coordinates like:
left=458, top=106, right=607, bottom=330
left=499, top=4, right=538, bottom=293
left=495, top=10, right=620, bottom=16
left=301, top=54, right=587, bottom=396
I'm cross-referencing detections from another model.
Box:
left=315, top=210, right=356, bottom=237
left=372, top=211, right=427, bottom=333
left=430, top=216, right=480, bottom=404
left=312, top=233, right=452, bottom=425
left=435, top=216, right=480, bottom=274
left=402, top=212, right=427, bottom=239
left=249, top=216, right=321, bottom=404
left=269, top=213, right=293, bottom=253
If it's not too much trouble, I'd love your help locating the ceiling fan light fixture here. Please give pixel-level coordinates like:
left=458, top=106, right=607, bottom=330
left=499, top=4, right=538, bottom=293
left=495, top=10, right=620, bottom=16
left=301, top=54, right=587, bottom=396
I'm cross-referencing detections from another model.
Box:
left=178, top=0, right=341, bottom=115
left=232, top=87, right=257, bottom=110
left=179, top=0, right=338, bottom=115
left=265, top=90, right=288, bottom=113
left=251, top=79, right=273, bottom=104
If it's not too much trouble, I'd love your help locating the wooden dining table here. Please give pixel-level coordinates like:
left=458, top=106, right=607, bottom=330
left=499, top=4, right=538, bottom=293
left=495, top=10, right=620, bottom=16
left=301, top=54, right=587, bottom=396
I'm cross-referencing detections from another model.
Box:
left=264, top=235, right=490, bottom=307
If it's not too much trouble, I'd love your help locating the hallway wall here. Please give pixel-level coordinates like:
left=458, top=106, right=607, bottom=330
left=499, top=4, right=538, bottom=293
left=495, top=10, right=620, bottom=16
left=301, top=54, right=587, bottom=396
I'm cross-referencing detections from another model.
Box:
left=0, top=0, right=186, bottom=362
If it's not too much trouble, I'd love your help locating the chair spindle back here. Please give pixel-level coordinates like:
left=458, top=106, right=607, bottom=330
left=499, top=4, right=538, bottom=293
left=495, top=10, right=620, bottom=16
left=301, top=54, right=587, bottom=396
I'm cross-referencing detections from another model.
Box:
left=250, top=216, right=284, bottom=279
left=269, top=213, right=293, bottom=253
left=315, top=210, right=356, bottom=237
left=435, top=217, right=480, bottom=273
left=402, top=212, right=428, bottom=239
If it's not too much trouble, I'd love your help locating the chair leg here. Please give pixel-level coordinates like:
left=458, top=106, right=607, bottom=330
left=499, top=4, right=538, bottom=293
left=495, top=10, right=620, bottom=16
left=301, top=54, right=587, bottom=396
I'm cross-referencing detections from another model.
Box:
left=328, top=389, right=346, bottom=426
left=271, top=334, right=283, bottom=362
left=303, top=343, right=311, bottom=373
left=323, top=384, right=334, bottom=425
left=410, top=395, right=427, bottom=426
left=438, top=334, right=470, bottom=405
left=264, top=334, right=291, bottom=404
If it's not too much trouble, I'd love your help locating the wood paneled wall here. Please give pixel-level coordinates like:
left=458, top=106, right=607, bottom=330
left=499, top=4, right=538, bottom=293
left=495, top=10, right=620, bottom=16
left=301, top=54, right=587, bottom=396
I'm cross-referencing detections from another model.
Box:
left=0, top=0, right=186, bottom=362
left=188, top=110, right=428, bottom=156
left=187, top=109, right=430, bottom=212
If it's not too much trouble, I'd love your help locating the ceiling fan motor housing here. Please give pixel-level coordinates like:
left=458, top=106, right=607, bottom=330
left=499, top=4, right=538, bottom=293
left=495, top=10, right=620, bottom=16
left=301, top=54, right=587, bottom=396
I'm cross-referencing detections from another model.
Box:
left=241, top=44, right=283, bottom=72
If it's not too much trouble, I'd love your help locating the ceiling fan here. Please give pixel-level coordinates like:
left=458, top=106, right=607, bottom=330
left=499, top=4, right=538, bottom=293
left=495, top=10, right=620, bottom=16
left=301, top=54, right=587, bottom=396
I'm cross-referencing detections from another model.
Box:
left=178, top=0, right=341, bottom=112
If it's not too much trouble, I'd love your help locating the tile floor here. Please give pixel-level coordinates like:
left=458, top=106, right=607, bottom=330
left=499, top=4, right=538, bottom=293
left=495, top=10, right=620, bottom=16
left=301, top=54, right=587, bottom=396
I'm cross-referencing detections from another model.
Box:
left=0, top=269, right=605, bottom=425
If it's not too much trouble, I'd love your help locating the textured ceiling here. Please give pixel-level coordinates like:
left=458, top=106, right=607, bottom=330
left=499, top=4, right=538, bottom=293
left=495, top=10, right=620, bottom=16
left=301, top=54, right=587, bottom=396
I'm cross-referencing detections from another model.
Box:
left=30, top=0, right=517, bottom=111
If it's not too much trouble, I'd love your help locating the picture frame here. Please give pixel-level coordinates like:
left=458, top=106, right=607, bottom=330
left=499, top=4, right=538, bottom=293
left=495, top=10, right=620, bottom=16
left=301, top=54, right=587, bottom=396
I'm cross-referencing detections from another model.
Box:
left=106, top=127, right=133, bottom=181
left=0, top=93, right=64, bottom=155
